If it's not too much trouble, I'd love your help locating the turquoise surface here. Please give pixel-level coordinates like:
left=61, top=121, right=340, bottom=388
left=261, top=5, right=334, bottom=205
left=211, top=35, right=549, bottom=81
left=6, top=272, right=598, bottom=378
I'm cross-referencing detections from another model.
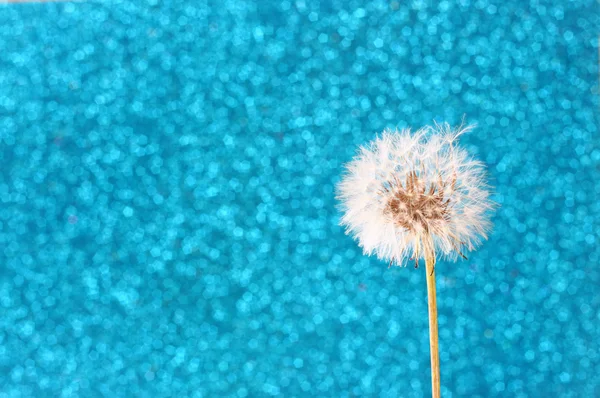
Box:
left=0, top=1, right=598, bottom=397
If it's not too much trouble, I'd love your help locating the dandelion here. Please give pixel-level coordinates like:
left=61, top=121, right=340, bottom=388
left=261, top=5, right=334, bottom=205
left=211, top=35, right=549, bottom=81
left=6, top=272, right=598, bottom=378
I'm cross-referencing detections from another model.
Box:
left=336, top=123, right=494, bottom=398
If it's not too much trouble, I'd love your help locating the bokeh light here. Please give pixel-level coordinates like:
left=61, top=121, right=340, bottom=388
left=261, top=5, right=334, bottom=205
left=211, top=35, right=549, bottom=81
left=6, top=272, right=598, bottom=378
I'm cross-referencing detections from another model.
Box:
left=0, top=0, right=598, bottom=396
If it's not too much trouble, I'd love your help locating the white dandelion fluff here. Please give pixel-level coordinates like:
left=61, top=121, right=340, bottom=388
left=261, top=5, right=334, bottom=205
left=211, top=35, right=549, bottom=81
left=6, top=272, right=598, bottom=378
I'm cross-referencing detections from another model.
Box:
left=337, top=123, right=494, bottom=267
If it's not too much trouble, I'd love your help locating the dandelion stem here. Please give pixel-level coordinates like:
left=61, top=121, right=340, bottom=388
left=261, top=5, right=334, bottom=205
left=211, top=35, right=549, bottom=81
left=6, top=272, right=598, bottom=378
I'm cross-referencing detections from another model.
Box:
left=425, top=254, right=441, bottom=398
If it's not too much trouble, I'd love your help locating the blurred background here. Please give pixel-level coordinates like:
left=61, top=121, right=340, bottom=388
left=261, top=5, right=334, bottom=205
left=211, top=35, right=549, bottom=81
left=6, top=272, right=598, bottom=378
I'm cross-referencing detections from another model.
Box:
left=0, top=0, right=598, bottom=397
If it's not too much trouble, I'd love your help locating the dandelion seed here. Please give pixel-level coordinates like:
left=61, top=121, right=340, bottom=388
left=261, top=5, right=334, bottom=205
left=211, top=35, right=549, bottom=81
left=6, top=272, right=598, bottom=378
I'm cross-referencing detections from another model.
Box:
left=337, top=122, right=494, bottom=267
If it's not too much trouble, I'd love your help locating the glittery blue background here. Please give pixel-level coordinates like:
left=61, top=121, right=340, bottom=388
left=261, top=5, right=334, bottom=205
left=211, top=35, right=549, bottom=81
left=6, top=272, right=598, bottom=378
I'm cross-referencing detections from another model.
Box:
left=1, top=1, right=599, bottom=397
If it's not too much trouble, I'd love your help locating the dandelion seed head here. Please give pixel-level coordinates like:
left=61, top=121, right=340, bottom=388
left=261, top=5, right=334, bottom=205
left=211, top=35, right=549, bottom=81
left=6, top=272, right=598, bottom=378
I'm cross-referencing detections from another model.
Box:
left=337, top=123, right=494, bottom=266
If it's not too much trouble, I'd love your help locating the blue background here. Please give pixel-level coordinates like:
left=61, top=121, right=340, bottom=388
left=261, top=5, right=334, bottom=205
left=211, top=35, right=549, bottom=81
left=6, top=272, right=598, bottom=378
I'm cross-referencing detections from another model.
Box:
left=0, top=0, right=598, bottom=397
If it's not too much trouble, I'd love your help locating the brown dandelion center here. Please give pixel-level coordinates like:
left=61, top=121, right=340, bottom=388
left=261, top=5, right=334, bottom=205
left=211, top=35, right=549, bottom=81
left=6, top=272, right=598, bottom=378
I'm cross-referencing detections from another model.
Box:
left=383, top=170, right=452, bottom=232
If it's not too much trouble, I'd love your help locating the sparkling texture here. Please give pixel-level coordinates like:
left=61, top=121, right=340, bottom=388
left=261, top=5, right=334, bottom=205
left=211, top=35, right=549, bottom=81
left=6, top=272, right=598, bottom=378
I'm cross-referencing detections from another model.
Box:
left=0, top=0, right=598, bottom=397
